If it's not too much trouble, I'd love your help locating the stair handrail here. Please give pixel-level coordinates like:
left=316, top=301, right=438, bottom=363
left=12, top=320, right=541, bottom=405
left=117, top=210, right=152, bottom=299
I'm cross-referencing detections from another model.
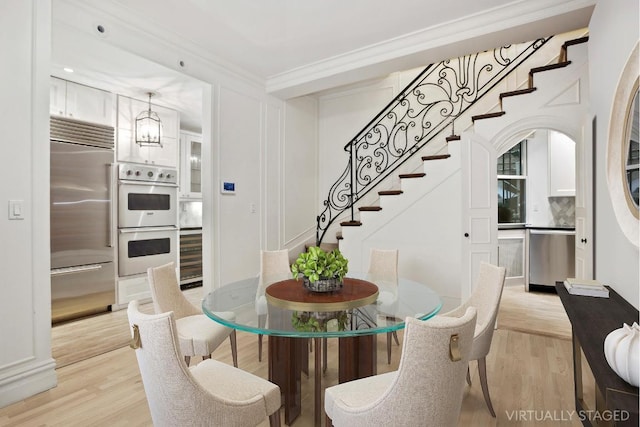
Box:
left=316, top=37, right=551, bottom=245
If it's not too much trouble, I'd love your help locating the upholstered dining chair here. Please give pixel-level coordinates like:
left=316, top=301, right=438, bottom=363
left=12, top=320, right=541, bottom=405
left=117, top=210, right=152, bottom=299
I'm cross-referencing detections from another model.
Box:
left=442, top=261, right=506, bottom=417
left=325, top=307, right=477, bottom=427
left=368, top=248, right=400, bottom=364
left=256, top=249, right=291, bottom=361
left=127, top=300, right=281, bottom=427
left=147, top=262, right=238, bottom=367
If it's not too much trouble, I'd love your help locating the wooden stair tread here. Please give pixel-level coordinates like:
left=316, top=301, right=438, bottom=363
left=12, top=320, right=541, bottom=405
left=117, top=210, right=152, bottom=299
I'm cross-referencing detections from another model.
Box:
left=358, top=206, right=382, bottom=211
left=446, top=135, right=461, bottom=142
left=378, top=190, right=403, bottom=196
left=422, top=154, right=451, bottom=161
left=399, top=173, right=425, bottom=179
left=340, top=220, right=362, bottom=226
left=530, top=61, right=571, bottom=75
left=563, top=36, right=589, bottom=48
left=560, top=36, right=588, bottom=61
left=499, top=87, right=537, bottom=99
left=472, top=111, right=505, bottom=122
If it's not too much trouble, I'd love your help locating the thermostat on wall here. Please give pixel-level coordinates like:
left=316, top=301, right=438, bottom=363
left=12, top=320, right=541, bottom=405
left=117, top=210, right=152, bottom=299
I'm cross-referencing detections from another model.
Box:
left=221, top=181, right=236, bottom=194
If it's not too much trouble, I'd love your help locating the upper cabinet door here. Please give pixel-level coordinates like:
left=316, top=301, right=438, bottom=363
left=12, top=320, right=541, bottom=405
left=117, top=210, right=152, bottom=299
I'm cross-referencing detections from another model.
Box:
left=65, top=82, right=115, bottom=126
left=548, top=130, right=576, bottom=197
left=50, top=77, right=67, bottom=117
left=50, top=77, right=114, bottom=127
left=179, top=131, right=202, bottom=199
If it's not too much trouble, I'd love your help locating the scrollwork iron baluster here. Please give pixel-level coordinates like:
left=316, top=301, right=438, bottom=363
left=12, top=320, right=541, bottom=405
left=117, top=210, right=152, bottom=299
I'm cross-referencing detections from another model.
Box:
left=317, top=37, right=550, bottom=244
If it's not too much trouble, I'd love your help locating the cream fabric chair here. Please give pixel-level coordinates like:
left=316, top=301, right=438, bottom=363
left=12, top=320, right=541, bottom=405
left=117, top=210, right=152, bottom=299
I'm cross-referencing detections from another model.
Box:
left=127, top=300, right=281, bottom=427
left=368, top=248, right=399, bottom=364
left=325, top=308, right=477, bottom=427
left=256, top=249, right=291, bottom=361
left=147, top=262, right=238, bottom=367
left=442, top=261, right=506, bottom=417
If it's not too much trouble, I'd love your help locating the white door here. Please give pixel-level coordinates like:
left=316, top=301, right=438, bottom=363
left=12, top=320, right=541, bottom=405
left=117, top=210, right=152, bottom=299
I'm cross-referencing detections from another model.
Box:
left=461, top=134, right=498, bottom=300
left=574, top=116, right=594, bottom=278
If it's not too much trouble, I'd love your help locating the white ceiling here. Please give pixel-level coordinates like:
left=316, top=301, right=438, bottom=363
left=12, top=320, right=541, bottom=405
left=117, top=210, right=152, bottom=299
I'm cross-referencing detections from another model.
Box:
left=51, top=0, right=595, bottom=131
left=106, top=0, right=520, bottom=79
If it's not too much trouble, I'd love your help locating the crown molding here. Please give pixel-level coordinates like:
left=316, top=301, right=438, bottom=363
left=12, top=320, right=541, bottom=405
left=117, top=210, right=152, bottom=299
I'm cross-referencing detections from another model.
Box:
left=266, top=0, right=595, bottom=99
left=53, top=0, right=266, bottom=91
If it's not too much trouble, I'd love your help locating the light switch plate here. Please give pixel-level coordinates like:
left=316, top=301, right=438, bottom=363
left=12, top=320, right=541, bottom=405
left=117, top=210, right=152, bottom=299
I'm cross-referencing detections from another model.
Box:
left=9, top=200, right=25, bottom=220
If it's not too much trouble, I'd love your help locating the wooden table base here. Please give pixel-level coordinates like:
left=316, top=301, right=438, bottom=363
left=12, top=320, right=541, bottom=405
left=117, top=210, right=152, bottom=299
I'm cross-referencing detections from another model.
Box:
left=269, top=336, right=304, bottom=425
left=268, top=334, right=377, bottom=426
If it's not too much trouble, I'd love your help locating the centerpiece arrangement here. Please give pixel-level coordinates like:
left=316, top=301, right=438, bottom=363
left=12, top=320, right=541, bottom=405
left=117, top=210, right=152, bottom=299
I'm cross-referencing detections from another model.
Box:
left=291, top=246, right=348, bottom=293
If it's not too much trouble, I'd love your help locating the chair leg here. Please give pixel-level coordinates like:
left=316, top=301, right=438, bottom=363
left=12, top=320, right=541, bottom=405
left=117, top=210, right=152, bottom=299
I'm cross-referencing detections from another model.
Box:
left=478, top=357, right=496, bottom=417
left=392, top=330, right=399, bottom=346
left=258, top=334, right=263, bottom=362
left=386, top=331, right=392, bottom=364
left=466, top=364, right=472, bottom=385
left=230, top=330, right=238, bottom=368
left=184, top=355, right=191, bottom=366
left=269, top=409, right=281, bottom=427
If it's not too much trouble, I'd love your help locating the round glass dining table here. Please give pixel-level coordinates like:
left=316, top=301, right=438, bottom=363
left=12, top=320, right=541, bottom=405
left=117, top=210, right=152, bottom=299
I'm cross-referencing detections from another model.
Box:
left=202, top=272, right=442, bottom=426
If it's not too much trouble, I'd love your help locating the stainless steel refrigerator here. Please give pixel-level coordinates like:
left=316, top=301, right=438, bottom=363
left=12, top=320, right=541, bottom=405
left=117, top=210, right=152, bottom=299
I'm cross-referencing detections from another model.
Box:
left=50, top=117, right=115, bottom=323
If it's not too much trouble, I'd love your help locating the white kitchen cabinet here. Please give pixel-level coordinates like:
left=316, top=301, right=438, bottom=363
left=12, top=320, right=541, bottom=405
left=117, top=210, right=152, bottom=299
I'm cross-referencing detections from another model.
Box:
left=548, top=130, right=576, bottom=197
left=50, top=77, right=66, bottom=116
left=498, top=228, right=526, bottom=287
left=50, top=76, right=114, bottom=126
left=179, top=131, right=202, bottom=199
left=116, top=95, right=179, bottom=167
left=116, top=274, right=151, bottom=308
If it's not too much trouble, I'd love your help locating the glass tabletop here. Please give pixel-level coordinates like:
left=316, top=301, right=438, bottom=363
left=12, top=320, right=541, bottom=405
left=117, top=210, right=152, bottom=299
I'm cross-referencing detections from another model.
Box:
left=202, top=272, right=442, bottom=338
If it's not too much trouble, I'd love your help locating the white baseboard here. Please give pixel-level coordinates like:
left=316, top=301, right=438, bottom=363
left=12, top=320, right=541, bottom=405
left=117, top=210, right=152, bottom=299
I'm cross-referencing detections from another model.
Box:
left=0, top=359, right=57, bottom=409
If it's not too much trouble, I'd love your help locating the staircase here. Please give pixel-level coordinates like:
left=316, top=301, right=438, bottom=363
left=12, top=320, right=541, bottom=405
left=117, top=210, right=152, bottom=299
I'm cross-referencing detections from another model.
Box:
left=331, top=32, right=589, bottom=303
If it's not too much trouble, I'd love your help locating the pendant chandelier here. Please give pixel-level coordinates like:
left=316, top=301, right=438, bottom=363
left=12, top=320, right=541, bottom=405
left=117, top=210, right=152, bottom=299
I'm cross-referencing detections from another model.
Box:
left=135, top=92, right=163, bottom=147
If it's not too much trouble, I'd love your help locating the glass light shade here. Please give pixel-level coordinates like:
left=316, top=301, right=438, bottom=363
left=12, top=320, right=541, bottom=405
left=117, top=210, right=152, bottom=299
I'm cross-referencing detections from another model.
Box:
left=135, top=95, right=163, bottom=147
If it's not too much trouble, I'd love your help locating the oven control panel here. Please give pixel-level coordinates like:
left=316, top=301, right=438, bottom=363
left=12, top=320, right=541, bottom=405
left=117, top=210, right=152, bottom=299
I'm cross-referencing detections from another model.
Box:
left=119, top=164, right=178, bottom=185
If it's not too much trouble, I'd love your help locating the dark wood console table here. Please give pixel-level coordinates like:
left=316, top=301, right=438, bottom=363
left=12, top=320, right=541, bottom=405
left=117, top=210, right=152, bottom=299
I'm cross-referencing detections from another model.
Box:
left=556, top=282, right=639, bottom=426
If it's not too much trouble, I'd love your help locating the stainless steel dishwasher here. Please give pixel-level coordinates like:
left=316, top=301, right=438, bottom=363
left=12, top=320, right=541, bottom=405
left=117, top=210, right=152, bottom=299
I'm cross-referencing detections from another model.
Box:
left=528, top=229, right=575, bottom=290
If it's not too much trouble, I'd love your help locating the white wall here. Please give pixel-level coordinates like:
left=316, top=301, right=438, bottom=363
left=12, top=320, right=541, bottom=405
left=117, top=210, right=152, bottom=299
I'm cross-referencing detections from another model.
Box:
left=589, top=0, right=640, bottom=308
left=358, top=171, right=463, bottom=312
left=283, top=97, right=318, bottom=254
left=217, top=87, right=263, bottom=283
left=0, top=0, right=57, bottom=407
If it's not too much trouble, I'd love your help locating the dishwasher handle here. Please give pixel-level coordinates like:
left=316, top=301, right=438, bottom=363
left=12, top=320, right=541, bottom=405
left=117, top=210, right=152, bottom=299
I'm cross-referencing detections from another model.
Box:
left=528, top=229, right=575, bottom=236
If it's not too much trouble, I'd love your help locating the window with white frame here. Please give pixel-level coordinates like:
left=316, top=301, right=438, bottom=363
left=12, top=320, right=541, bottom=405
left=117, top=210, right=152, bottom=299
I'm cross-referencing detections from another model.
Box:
left=497, top=140, right=527, bottom=224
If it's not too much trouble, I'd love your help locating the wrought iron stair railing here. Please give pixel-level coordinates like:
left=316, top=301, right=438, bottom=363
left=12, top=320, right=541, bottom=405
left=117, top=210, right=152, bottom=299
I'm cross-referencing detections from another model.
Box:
left=316, top=37, right=551, bottom=245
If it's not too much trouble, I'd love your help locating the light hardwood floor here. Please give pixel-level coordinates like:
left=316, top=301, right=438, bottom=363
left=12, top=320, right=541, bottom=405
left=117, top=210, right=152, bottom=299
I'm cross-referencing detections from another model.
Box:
left=1, top=285, right=579, bottom=426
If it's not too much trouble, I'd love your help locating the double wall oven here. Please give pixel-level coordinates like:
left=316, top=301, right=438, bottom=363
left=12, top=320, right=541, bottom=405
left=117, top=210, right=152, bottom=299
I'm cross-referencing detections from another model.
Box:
left=118, top=164, right=179, bottom=277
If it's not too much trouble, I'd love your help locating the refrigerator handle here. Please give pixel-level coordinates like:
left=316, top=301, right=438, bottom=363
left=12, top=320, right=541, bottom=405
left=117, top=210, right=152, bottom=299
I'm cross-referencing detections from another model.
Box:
left=108, top=163, right=114, bottom=248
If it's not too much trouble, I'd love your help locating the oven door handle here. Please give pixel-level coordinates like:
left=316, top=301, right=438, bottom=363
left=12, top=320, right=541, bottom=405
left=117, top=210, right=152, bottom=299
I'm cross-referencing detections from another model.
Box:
left=118, top=180, right=178, bottom=188
left=119, top=226, right=179, bottom=234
